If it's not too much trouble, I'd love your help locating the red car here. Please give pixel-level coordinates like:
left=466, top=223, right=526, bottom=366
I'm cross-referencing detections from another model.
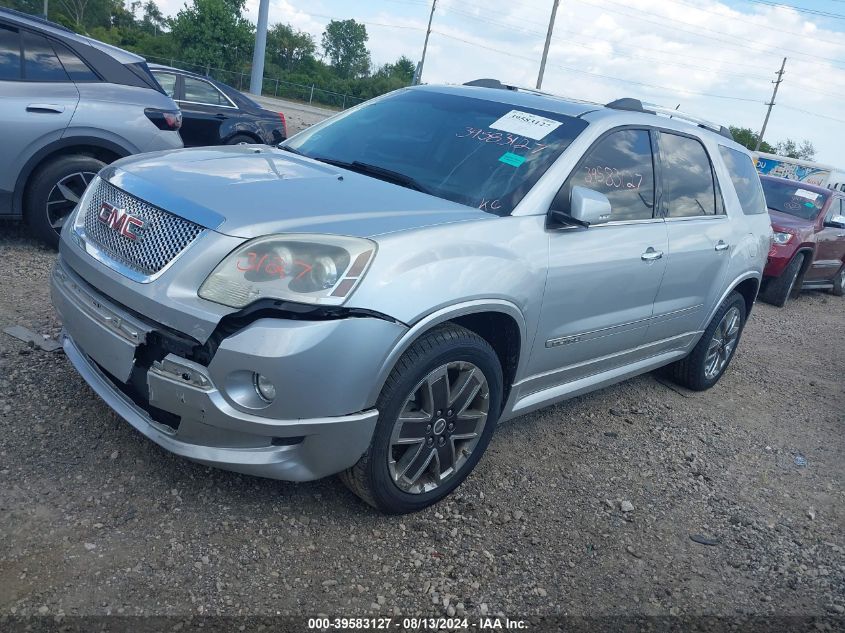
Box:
left=759, top=175, right=845, bottom=306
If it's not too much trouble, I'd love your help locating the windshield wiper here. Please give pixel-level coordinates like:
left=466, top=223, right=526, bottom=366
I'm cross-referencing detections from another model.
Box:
left=312, top=157, right=431, bottom=194
left=279, top=144, right=303, bottom=154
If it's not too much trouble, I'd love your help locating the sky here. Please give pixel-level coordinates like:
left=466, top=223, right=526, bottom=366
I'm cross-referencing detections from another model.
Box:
left=154, top=0, right=845, bottom=165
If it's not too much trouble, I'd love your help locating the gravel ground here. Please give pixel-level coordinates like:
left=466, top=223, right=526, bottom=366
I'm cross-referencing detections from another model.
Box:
left=0, top=226, right=843, bottom=624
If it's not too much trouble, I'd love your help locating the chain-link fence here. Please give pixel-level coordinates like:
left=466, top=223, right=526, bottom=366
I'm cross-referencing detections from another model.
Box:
left=144, top=55, right=366, bottom=110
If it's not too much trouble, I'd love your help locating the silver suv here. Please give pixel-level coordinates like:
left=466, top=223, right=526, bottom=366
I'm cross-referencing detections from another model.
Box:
left=0, top=8, right=183, bottom=247
left=51, top=81, right=772, bottom=513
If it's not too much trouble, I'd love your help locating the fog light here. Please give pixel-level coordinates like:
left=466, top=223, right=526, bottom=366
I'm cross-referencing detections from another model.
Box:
left=254, top=373, right=276, bottom=402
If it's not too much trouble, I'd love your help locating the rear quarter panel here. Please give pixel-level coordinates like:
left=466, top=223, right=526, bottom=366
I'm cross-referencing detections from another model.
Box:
left=69, top=83, right=182, bottom=153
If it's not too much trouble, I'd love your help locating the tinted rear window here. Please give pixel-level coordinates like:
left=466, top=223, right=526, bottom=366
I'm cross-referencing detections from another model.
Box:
left=23, top=31, right=68, bottom=81
left=660, top=132, right=717, bottom=217
left=0, top=24, right=21, bottom=80
left=53, top=41, right=98, bottom=81
left=719, top=146, right=766, bottom=215
left=286, top=89, right=589, bottom=216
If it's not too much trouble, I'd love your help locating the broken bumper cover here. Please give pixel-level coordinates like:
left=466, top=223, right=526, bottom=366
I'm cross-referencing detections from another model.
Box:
left=51, top=260, right=389, bottom=482
left=62, top=335, right=379, bottom=480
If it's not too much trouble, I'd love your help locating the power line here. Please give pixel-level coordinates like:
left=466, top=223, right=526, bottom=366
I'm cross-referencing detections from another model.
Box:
left=742, top=0, right=845, bottom=20
left=578, top=0, right=845, bottom=67
left=667, top=0, right=845, bottom=46
left=430, top=28, right=761, bottom=101
left=778, top=104, right=845, bottom=124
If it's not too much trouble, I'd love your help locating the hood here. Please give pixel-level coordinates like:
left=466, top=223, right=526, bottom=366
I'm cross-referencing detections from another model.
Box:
left=768, top=208, right=816, bottom=235
left=103, top=146, right=493, bottom=239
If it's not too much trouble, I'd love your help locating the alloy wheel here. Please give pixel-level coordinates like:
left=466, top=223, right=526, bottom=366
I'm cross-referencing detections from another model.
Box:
left=46, top=171, right=96, bottom=233
left=388, top=361, right=489, bottom=494
left=704, top=306, right=741, bottom=380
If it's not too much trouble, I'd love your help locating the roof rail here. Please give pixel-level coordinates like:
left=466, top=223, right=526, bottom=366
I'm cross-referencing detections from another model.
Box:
left=605, top=97, right=733, bottom=140
left=463, top=78, right=518, bottom=91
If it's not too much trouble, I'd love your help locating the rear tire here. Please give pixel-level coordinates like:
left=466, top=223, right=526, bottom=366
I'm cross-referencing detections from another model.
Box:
left=226, top=134, right=258, bottom=145
left=24, top=154, right=104, bottom=249
left=759, top=253, right=804, bottom=307
left=662, top=292, right=746, bottom=391
left=829, top=265, right=845, bottom=297
left=341, top=324, right=503, bottom=514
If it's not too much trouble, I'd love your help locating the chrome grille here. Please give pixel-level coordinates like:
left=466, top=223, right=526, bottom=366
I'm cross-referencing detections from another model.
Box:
left=82, top=180, right=204, bottom=276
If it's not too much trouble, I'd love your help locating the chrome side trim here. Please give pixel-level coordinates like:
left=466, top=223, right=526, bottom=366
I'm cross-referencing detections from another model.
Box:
left=544, top=305, right=701, bottom=347
left=664, top=215, right=728, bottom=222
left=526, top=330, right=698, bottom=387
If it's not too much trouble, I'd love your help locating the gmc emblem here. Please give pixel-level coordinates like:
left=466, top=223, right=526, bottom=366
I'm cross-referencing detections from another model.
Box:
left=97, top=201, right=144, bottom=241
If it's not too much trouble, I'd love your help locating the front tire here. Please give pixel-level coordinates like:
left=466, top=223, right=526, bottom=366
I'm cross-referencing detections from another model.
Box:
left=662, top=292, right=747, bottom=391
left=341, top=324, right=503, bottom=514
left=226, top=134, right=258, bottom=145
left=829, top=265, right=845, bottom=297
left=24, top=155, right=104, bottom=249
left=759, top=253, right=804, bottom=307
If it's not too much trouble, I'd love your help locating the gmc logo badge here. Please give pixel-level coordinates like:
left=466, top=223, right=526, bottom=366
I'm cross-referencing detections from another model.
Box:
left=97, top=201, right=144, bottom=241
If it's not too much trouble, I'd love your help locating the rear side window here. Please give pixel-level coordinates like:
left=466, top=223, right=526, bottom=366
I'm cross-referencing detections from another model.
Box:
left=153, top=71, right=177, bottom=97
left=556, top=128, right=656, bottom=221
left=22, top=31, right=68, bottom=81
left=53, top=41, right=98, bottom=81
left=660, top=133, right=717, bottom=217
left=0, top=25, right=21, bottom=80
left=718, top=146, right=766, bottom=215
left=183, top=76, right=229, bottom=105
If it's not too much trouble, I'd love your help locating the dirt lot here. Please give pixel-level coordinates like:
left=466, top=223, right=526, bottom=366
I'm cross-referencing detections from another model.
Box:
left=0, top=226, right=843, bottom=624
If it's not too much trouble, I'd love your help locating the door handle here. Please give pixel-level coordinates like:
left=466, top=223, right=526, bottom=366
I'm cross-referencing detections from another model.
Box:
left=26, top=103, right=65, bottom=113
left=715, top=240, right=730, bottom=252
left=641, top=247, right=664, bottom=261
left=214, top=113, right=227, bottom=119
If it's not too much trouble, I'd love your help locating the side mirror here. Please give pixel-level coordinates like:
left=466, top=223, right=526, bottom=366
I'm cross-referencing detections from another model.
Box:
left=825, top=215, right=845, bottom=229
left=568, top=186, right=612, bottom=226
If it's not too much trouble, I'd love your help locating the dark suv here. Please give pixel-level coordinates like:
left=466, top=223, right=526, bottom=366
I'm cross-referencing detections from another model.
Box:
left=760, top=175, right=845, bottom=305
left=149, top=64, right=287, bottom=147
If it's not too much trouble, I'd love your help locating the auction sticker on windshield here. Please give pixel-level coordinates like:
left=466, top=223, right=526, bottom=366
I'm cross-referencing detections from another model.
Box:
left=794, top=189, right=820, bottom=201
left=490, top=110, right=563, bottom=140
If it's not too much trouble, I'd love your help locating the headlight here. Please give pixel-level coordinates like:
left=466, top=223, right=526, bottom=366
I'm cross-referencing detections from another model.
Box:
left=772, top=231, right=793, bottom=245
left=198, top=234, right=376, bottom=308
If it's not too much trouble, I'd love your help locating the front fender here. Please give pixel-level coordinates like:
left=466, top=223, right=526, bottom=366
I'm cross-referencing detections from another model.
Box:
left=351, top=215, right=549, bottom=402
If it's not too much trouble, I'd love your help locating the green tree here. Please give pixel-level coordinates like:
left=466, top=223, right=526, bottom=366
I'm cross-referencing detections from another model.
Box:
left=729, top=126, right=774, bottom=154
left=375, top=55, right=415, bottom=82
left=321, top=19, right=371, bottom=79
left=141, top=1, right=167, bottom=35
left=267, top=23, right=316, bottom=73
left=170, top=0, right=253, bottom=70
left=775, top=138, right=816, bottom=161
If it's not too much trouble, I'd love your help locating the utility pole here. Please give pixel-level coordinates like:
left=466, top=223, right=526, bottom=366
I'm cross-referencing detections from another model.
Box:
left=755, top=57, right=786, bottom=152
left=536, top=0, right=560, bottom=89
left=249, top=0, right=270, bottom=96
left=414, top=0, right=437, bottom=85
left=43, top=0, right=48, bottom=19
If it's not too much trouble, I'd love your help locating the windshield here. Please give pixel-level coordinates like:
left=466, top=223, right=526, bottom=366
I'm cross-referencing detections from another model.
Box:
left=285, top=89, right=589, bottom=216
left=761, top=178, right=829, bottom=220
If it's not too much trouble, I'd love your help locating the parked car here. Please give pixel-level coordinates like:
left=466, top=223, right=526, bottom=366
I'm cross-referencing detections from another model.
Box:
left=0, top=8, right=183, bottom=247
left=759, top=175, right=845, bottom=305
left=51, top=81, right=771, bottom=513
left=149, top=64, right=287, bottom=147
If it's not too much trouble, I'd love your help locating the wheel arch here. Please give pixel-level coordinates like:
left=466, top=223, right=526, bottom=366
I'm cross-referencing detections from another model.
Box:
left=792, top=246, right=816, bottom=281
left=13, top=137, right=131, bottom=217
left=367, top=300, right=527, bottom=411
left=705, top=272, right=761, bottom=326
